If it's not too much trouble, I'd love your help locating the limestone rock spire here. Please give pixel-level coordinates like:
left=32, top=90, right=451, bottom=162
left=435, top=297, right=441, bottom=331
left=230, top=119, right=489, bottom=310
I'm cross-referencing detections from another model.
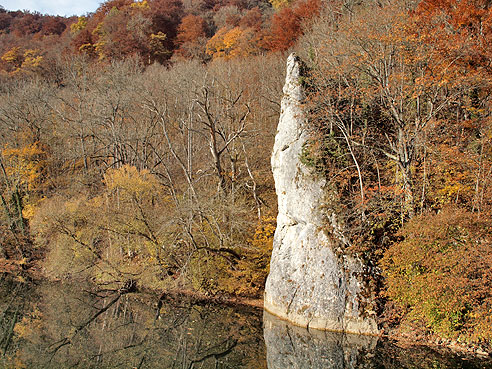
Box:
left=264, top=53, right=378, bottom=335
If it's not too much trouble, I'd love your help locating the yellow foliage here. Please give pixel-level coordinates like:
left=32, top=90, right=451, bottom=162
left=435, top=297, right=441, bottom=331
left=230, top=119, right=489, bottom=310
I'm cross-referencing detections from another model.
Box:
left=63, top=196, right=85, bottom=215
left=21, top=49, right=43, bottom=70
left=1, top=47, right=43, bottom=75
left=13, top=308, right=43, bottom=341
left=92, top=22, right=105, bottom=37
left=104, top=165, right=159, bottom=200
left=2, top=142, right=46, bottom=191
left=222, top=215, right=275, bottom=296
left=249, top=215, right=276, bottom=253
left=21, top=203, right=36, bottom=220
left=149, top=32, right=169, bottom=59
left=34, top=163, right=176, bottom=286
left=70, top=16, right=87, bottom=34
left=269, top=0, right=291, bottom=9
left=79, top=43, right=95, bottom=54
left=93, top=41, right=107, bottom=60
left=131, top=0, right=150, bottom=9
left=2, top=355, right=26, bottom=369
left=14, top=318, right=33, bottom=339
left=1, top=47, right=22, bottom=66
left=150, top=32, right=167, bottom=41
left=223, top=27, right=243, bottom=51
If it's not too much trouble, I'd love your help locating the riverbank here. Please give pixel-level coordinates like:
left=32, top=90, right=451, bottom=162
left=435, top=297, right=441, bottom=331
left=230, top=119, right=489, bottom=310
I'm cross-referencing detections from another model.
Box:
left=180, top=285, right=492, bottom=360
left=151, top=287, right=264, bottom=310
left=384, top=327, right=491, bottom=359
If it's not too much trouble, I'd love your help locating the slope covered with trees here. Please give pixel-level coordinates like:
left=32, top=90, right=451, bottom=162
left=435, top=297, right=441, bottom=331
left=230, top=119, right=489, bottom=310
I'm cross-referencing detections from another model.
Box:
left=298, top=0, right=492, bottom=346
left=1, top=0, right=491, bottom=351
left=0, top=55, right=284, bottom=297
left=0, top=0, right=320, bottom=77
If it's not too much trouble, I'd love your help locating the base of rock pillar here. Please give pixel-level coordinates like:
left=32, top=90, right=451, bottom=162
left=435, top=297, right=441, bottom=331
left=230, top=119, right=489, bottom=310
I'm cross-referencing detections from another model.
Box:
left=264, top=297, right=379, bottom=336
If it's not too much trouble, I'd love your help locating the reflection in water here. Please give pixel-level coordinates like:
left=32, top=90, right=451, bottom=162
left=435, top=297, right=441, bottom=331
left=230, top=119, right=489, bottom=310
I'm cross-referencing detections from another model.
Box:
left=1, top=278, right=491, bottom=369
left=0, top=278, right=266, bottom=368
left=263, top=311, right=378, bottom=369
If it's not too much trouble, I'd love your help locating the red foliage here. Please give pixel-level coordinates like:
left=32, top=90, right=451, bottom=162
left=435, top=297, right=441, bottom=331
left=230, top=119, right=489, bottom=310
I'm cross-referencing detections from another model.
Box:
left=268, top=8, right=300, bottom=51
left=175, top=14, right=208, bottom=59
left=71, top=28, right=95, bottom=55
left=0, top=0, right=316, bottom=63
left=267, top=0, right=320, bottom=51
left=239, top=7, right=263, bottom=30
left=40, top=17, right=67, bottom=36
left=0, top=11, right=13, bottom=32
left=11, top=12, right=43, bottom=36
left=227, top=0, right=249, bottom=9
left=200, top=0, right=222, bottom=10
left=294, top=0, right=320, bottom=20
left=149, top=0, right=185, bottom=56
left=102, top=9, right=147, bottom=59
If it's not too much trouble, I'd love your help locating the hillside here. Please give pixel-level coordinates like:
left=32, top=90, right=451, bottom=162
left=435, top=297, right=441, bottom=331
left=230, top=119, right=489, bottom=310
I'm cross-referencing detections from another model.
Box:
left=0, top=0, right=319, bottom=77
left=0, top=0, right=491, bottom=352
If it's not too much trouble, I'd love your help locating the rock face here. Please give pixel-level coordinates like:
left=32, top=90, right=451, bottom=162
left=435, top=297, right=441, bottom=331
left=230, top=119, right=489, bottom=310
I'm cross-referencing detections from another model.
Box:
left=264, top=53, right=378, bottom=335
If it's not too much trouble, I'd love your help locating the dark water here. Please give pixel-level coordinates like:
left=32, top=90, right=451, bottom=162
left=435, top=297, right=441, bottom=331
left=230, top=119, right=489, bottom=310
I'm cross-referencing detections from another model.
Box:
left=0, top=278, right=490, bottom=369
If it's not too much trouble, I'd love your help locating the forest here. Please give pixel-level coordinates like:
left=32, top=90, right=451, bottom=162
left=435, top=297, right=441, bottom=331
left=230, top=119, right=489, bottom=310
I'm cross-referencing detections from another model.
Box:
left=0, top=0, right=491, bottom=352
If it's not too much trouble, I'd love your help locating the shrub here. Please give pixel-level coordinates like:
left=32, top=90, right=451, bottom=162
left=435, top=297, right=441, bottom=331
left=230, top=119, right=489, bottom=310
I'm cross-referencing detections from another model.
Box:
left=381, top=207, right=492, bottom=343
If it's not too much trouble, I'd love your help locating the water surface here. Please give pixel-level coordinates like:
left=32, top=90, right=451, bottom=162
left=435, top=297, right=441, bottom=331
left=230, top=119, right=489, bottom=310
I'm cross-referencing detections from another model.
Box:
left=0, top=278, right=490, bottom=368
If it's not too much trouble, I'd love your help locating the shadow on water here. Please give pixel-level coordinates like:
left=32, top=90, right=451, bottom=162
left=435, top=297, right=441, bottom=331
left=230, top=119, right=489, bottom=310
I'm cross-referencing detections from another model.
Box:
left=0, top=277, right=491, bottom=368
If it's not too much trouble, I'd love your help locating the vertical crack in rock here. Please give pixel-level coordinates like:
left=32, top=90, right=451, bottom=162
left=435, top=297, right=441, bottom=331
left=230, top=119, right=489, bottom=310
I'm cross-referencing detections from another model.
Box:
left=264, top=53, right=378, bottom=335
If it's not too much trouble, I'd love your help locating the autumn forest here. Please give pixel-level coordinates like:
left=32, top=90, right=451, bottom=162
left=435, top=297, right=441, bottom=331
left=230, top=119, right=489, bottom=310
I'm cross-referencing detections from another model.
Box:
left=1, top=0, right=492, bottom=353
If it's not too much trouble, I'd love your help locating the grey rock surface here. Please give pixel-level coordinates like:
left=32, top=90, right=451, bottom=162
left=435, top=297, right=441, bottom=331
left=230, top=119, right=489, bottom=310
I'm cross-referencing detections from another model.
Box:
left=264, top=53, right=378, bottom=335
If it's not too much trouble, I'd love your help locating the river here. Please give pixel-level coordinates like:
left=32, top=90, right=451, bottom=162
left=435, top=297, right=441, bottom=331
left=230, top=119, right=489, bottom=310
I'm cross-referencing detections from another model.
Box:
left=0, top=277, right=490, bottom=368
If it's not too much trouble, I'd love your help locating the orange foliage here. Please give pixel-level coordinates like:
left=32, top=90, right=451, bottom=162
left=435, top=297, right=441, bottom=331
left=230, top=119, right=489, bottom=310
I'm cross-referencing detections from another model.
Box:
left=175, top=14, right=207, bottom=58
left=176, top=14, right=206, bottom=44
left=206, top=26, right=264, bottom=59
left=411, top=0, right=492, bottom=86
left=227, top=215, right=276, bottom=296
